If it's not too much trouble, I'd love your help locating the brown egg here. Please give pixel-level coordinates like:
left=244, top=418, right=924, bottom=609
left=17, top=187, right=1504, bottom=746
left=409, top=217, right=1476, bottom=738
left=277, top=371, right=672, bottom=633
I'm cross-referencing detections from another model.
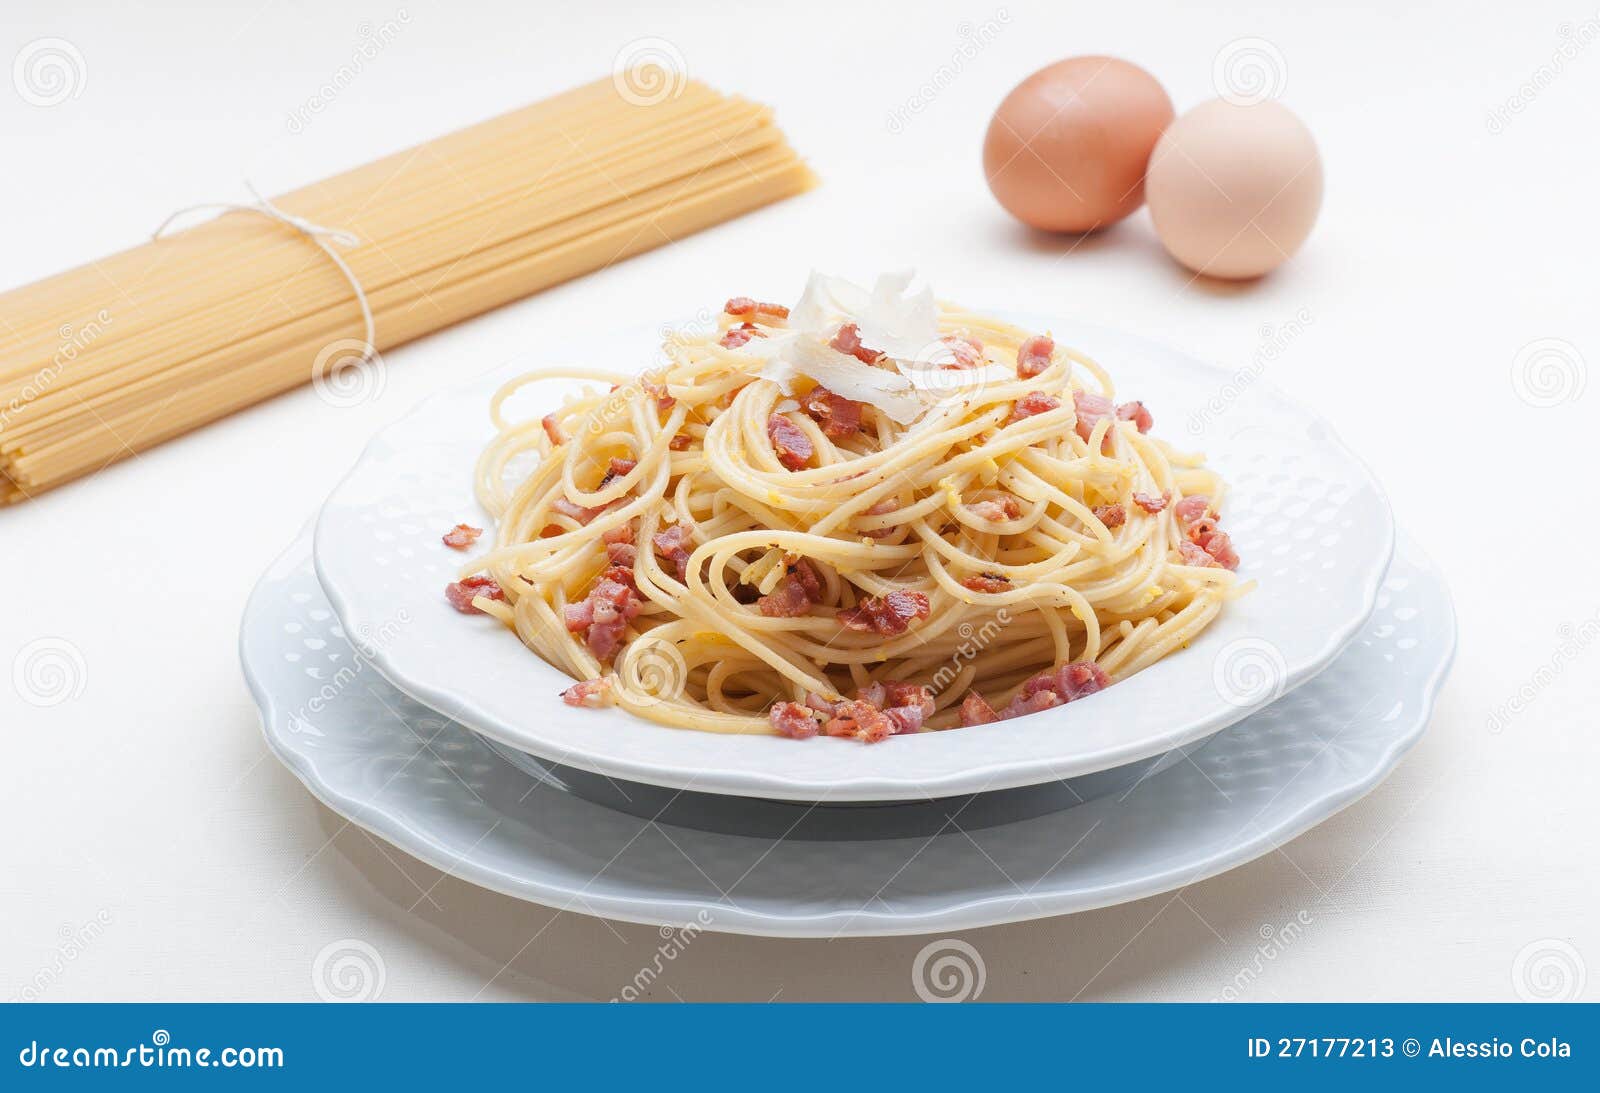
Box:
left=983, top=56, right=1174, bottom=233
left=1146, top=98, right=1323, bottom=279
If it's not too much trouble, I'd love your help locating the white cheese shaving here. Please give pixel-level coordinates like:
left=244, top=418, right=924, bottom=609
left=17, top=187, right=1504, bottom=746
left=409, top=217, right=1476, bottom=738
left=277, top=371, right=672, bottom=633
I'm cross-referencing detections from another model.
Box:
left=756, top=336, right=925, bottom=424
left=788, top=270, right=939, bottom=361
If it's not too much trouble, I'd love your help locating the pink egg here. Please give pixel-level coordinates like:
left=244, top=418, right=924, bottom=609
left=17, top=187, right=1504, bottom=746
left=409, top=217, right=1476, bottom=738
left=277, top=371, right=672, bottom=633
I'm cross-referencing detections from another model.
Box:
left=1146, top=98, right=1323, bottom=279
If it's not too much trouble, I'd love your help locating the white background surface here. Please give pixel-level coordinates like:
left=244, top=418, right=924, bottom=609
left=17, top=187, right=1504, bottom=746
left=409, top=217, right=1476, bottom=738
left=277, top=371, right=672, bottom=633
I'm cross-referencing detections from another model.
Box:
left=2, top=0, right=1595, bottom=1002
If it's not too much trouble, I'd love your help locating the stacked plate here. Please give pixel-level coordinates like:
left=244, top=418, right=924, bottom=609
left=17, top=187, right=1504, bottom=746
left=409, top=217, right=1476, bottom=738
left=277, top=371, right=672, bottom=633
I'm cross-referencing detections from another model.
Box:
left=241, top=316, right=1455, bottom=937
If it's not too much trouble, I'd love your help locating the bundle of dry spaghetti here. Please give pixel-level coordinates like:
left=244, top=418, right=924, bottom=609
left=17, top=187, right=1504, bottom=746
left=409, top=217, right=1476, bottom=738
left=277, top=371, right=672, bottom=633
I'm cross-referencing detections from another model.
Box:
left=0, top=76, right=814, bottom=503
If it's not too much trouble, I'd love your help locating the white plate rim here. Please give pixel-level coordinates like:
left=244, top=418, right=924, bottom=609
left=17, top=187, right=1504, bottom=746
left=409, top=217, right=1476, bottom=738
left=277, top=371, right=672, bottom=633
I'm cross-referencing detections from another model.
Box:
left=248, top=529, right=1452, bottom=938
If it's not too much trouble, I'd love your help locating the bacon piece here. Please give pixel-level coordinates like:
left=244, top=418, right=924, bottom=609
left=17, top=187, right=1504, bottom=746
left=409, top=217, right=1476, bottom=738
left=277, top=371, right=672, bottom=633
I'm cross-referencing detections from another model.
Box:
left=961, top=572, right=1013, bottom=594
left=651, top=523, right=694, bottom=582
left=1194, top=528, right=1240, bottom=571
left=838, top=590, right=931, bottom=636
left=719, top=322, right=764, bottom=349
left=1117, top=400, right=1153, bottom=433
left=724, top=296, right=789, bottom=321
left=442, top=523, right=482, bottom=550
left=445, top=574, right=504, bottom=615
left=767, top=414, right=814, bottom=470
left=640, top=377, right=675, bottom=411
left=942, top=333, right=984, bottom=368
left=668, top=433, right=692, bottom=451
left=1002, top=661, right=1110, bottom=719
left=967, top=495, right=1021, bottom=522
left=1092, top=503, right=1126, bottom=529
left=561, top=678, right=612, bottom=708
left=801, top=386, right=863, bottom=439
left=1177, top=540, right=1220, bottom=568
left=959, top=691, right=1001, bottom=726
left=599, top=457, right=637, bottom=488
left=769, top=700, right=820, bottom=740
left=550, top=497, right=605, bottom=525
left=858, top=499, right=899, bottom=539
left=884, top=705, right=927, bottom=734
left=1072, top=390, right=1114, bottom=443
left=1132, top=491, right=1169, bottom=514
left=758, top=557, right=823, bottom=617
left=569, top=577, right=643, bottom=661
left=541, top=414, right=565, bottom=446
left=882, top=681, right=936, bottom=718
left=758, top=577, right=812, bottom=618
left=829, top=322, right=885, bottom=365
left=1173, top=495, right=1212, bottom=528
left=1016, top=334, right=1055, bottom=379
left=822, top=699, right=894, bottom=743
left=1006, top=391, right=1061, bottom=425
left=804, top=692, right=839, bottom=717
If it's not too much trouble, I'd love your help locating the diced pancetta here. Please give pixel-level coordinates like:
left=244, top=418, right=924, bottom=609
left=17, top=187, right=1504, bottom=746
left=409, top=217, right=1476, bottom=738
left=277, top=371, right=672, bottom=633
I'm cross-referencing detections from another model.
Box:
left=1117, top=400, right=1153, bottom=433
left=445, top=574, right=504, bottom=615
left=1072, top=390, right=1114, bottom=442
left=551, top=497, right=605, bottom=525
left=719, top=322, right=764, bottom=349
left=822, top=699, right=894, bottom=743
left=858, top=498, right=899, bottom=539
left=801, top=386, right=864, bottom=438
left=829, top=322, right=885, bottom=365
left=542, top=414, right=566, bottom=446
left=967, top=495, right=1022, bottom=522
left=837, top=590, right=931, bottom=636
left=1092, top=503, right=1126, bottom=529
left=767, top=414, right=815, bottom=470
left=959, top=691, right=1001, bottom=726
left=769, top=700, right=820, bottom=739
left=1016, top=334, right=1055, bottom=379
left=961, top=572, right=1013, bottom=593
left=651, top=523, right=694, bottom=582
left=442, top=523, right=482, bottom=550
left=567, top=577, right=643, bottom=661
left=561, top=678, right=612, bottom=708
left=1132, top=491, right=1170, bottom=514
left=942, top=333, right=984, bottom=368
left=1007, top=391, right=1061, bottom=424
left=725, top=296, right=789, bottom=321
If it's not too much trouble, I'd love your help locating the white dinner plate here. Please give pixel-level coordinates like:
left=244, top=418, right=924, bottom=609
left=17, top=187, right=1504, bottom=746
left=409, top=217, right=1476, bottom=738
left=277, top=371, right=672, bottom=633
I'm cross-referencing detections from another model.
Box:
left=246, top=526, right=1451, bottom=938
left=313, top=313, right=1393, bottom=801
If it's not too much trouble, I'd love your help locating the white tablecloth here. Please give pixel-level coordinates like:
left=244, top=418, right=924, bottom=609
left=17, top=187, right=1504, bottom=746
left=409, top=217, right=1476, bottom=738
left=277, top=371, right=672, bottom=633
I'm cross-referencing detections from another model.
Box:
left=3, top=0, right=1595, bottom=1002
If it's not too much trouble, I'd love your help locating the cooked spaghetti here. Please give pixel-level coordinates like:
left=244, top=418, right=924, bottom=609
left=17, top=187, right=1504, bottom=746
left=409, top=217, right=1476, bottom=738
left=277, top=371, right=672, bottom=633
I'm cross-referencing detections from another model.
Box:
left=452, top=273, right=1246, bottom=742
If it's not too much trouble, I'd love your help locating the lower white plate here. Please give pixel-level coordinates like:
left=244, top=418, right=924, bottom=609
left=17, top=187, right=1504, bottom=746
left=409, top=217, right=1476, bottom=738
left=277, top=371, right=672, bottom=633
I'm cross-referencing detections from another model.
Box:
left=242, top=526, right=1453, bottom=938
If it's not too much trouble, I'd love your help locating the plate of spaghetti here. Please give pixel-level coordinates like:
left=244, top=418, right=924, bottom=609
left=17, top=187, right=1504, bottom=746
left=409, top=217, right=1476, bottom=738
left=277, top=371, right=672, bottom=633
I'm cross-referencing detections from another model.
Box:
left=314, top=273, right=1393, bottom=801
